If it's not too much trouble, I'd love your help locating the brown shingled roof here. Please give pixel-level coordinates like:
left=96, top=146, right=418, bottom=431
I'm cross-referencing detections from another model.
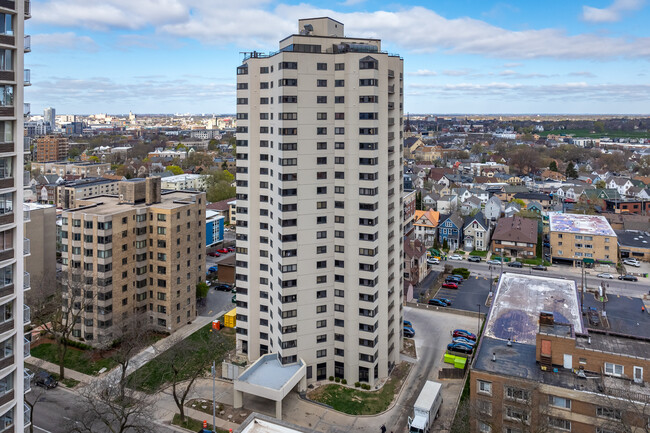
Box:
left=491, top=215, right=537, bottom=244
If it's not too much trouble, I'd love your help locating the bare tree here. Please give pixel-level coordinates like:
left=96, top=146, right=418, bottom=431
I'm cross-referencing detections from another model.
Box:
left=29, top=276, right=96, bottom=380
left=593, top=385, right=650, bottom=433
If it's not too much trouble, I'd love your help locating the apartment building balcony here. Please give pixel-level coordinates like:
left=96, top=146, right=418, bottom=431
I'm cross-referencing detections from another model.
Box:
left=0, top=315, right=12, bottom=335
left=388, top=102, right=394, bottom=110
left=23, top=271, right=29, bottom=291
left=388, top=69, right=395, bottom=78
left=23, top=102, right=29, bottom=117
left=23, top=69, right=30, bottom=86
left=22, top=171, right=29, bottom=187
left=23, top=137, right=29, bottom=153
left=22, top=238, right=28, bottom=257
left=23, top=35, right=30, bottom=52
left=25, top=0, right=30, bottom=18
left=388, top=132, right=395, bottom=140
left=24, top=369, right=30, bottom=393
left=24, top=402, right=30, bottom=427
left=388, top=84, right=395, bottom=94
left=23, top=305, right=29, bottom=325
left=23, top=204, right=30, bottom=222
left=23, top=336, right=29, bottom=358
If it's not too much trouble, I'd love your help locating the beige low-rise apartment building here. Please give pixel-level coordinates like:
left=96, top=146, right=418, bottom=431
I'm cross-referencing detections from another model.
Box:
left=60, top=177, right=206, bottom=346
left=549, top=213, right=617, bottom=266
left=32, top=161, right=111, bottom=178
left=56, top=178, right=119, bottom=209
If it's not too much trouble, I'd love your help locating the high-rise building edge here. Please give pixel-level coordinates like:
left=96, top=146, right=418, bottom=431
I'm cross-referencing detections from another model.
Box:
left=0, top=0, right=31, bottom=429
left=235, top=17, right=404, bottom=385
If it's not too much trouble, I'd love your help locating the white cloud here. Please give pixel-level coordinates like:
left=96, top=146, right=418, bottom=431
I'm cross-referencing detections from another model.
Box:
left=503, top=62, right=523, bottom=68
left=442, top=69, right=474, bottom=76
left=409, top=69, right=438, bottom=76
left=568, top=71, right=597, bottom=77
left=338, top=0, right=366, bottom=5
left=31, top=32, right=98, bottom=52
left=582, top=0, right=646, bottom=23
left=31, top=2, right=650, bottom=60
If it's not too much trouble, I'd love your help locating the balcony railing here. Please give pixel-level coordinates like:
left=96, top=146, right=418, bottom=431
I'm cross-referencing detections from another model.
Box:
left=23, top=305, right=29, bottom=324
left=24, top=402, right=30, bottom=426
left=23, top=171, right=29, bottom=187
left=25, top=0, right=30, bottom=17
left=24, top=35, right=30, bottom=52
left=23, top=204, right=30, bottom=222
left=24, top=370, right=30, bottom=393
left=23, top=69, right=30, bottom=86
left=23, top=238, right=29, bottom=256
left=23, top=271, right=30, bottom=290
left=23, top=102, right=30, bottom=117
left=23, top=337, right=30, bottom=358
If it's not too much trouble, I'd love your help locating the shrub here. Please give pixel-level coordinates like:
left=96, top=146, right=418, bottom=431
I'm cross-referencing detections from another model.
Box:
left=354, top=382, right=361, bottom=388
left=361, top=384, right=371, bottom=390
left=451, top=268, right=471, bottom=279
left=341, top=379, right=347, bottom=385
left=334, top=377, right=341, bottom=383
left=329, top=376, right=334, bottom=381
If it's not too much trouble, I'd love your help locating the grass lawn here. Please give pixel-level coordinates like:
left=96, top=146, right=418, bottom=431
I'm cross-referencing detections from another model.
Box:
left=128, top=321, right=236, bottom=393
left=521, top=258, right=552, bottom=266
left=453, top=250, right=466, bottom=255
left=308, top=362, right=410, bottom=415
left=171, top=414, right=229, bottom=433
left=469, top=250, right=488, bottom=257
left=30, top=343, right=116, bottom=376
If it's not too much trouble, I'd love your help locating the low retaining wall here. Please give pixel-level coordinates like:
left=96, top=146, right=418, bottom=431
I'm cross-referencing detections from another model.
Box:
left=405, top=301, right=486, bottom=320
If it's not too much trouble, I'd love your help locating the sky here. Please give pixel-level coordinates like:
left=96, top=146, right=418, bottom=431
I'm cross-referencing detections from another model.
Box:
left=25, top=0, right=650, bottom=115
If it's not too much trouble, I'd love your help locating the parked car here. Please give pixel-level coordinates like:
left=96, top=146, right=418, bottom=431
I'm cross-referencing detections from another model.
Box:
left=486, top=259, right=501, bottom=265
left=427, top=257, right=440, bottom=265
left=227, top=247, right=235, bottom=252
left=451, top=274, right=465, bottom=282
left=587, top=309, right=601, bottom=326
left=532, top=265, right=547, bottom=271
left=207, top=266, right=218, bottom=273
left=403, top=320, right=413, bottom=328
left=623, top=258, right=641, bottom=267
left=214, top=283, right=232, bottom=291
left=446, top=276, right=463, bottom=283
left=449, top=254, right=463, bottom=261
left=442, top=282, right=458, bottom=289
left=447, top=342, right=473, bottom=354
left=207, top=252, right=220, bottom=257
left=618, top=274, right=638, bottom=281
left=438, top=298, right=452, bottom=306
left=597, top=273, right=614, bottom=279
left=217, top=248, right=229, bottom=254
left=452, top=337, right=476, bottom=346
left=508, top=261, right=523, bottom=268
left=34, top=371, right=58, bottom=389
left=404, top=327, right=415, bottom=338
left=467, top=256, right=482, bottom=262
left=453, top=329, right=477, bottom=341
left=428, top=298, right=448, bottom=307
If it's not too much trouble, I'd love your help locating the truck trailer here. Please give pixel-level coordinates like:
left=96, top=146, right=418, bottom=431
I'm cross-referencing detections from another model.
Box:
left=408, top=380, right=443, bottom=433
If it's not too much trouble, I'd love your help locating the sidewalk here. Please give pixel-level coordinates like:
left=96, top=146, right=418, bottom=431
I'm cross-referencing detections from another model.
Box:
left=26, top=357, right=94, bottom=383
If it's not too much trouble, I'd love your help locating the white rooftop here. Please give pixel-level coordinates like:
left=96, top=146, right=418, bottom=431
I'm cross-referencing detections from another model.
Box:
left=237, top=354, right=303, bottom=391
left=160, top=174, right=204, bottom=182
left=549, top=213, right=616, bottom=237
left=485, top=273, right=584, bottom=345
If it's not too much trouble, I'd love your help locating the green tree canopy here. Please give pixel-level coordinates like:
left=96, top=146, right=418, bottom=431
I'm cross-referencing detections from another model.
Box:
left=166, top=165, right=184, bottom=175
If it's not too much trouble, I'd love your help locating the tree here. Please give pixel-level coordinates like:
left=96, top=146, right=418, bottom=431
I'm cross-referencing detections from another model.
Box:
left=509, top=147, right=541, bottom=175
left=593, top=120, right=605, bottom=133
left=29, top=277, right=96, bottom=380
left=89, top=155, right=100, bottom=163
left=548, top=161, right=558, bottom=172
left=470, top=142, right=484, bottom=156
left=166, top=165, right=183, bottom=175
left=595, top=180, right=606, bottom=189
left=565, top=162, right=578, bottom=179
left=415, top=191, right=422, bottom=211
left=196, top=282, right=209, bottom=300
left=442, top=238, right=449, bottom=252
left=206, top=169, right=236, bottom=202
left=208, top=139, right=219, bottom=151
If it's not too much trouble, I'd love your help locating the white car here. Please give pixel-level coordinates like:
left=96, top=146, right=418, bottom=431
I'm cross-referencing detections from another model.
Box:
left=486, top=259, right=502, bottom=265
left=427, top=258, right=440, bottom=265
left=597, top=273, right=614, bottom=279
left=623, top=259, right=640, bottom=267
left=449, top=254, right=463, bottom=261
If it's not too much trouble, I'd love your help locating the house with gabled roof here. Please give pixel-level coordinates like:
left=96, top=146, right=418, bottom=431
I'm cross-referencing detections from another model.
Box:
left=504, top=201, right=521, bottom=218
left=607, top=177, right=634, bottom=195
left=484, top=196, right=502, bottom=223
left=463, top=211, right=490, bottom=251
left=460, top=196, right=482, bottom=216
left=438, top=213, right=464, bottom=250
left=413, top=209, right=440, bottom=246
left=437, top=194, right=459, bottom=214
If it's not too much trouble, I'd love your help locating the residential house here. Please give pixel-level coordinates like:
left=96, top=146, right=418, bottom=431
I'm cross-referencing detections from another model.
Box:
left=469, top=188, right=490, bottom=204
left=526, top=201, right=543, bottom=214
left=484, top=196, right=502, bottom=223
left=460, top=196, right=482, bottom=216
left=540, top=169, right=566, bottom=181
left=504, top=201, right=521, bottom=218
left=616, top=230, right=650, bottom=262
left=607, top=177, right=635, bottom=195
left=491, top=215, right=538, bottom=259
left=453, top=187, right=472, bottom=203
left=438, top=213, right=463, bottom=250
left=495, top=185, right=529, bottom=202
left=413, top=209, right=440, bottom=246
left=437, top=194, right=459, bottom=214
left=513, top=192, right=554, bottom=212
left=463, top=212, right=490, bottom=251
left=422, top=194, right=437, bottom=209
left=403, top=237, right=429, bottom=285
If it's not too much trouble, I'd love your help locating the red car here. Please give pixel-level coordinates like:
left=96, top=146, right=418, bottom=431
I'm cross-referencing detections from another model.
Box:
left=217, top=248, right=229, bottom=254
left=442, top=282, right=458, bottom=289
left=453, top=329, right=477, bottom=341
left=208, top=252, right=220, bottom=257
left=227, top=247, right=235, bottom=252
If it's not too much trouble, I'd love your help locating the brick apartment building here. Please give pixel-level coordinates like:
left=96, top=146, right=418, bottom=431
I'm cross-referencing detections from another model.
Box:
left=60, top=177, right=206, bottom=346
left=470, top=273, right=649, bottom=433
left=549, top=213, right=617, bottom=266
left=35, top=134, right=68, bottom=162
left=491, top=215, right=537, bottom=258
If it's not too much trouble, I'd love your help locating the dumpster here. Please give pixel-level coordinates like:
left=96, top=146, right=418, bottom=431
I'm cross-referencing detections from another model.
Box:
left=224, top=308, right=236, bottom=328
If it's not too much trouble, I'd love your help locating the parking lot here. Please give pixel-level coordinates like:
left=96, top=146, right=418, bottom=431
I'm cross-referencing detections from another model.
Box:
left=435, top=274, right=493, bottom=312
left=402, top=306, right=481, bottom=431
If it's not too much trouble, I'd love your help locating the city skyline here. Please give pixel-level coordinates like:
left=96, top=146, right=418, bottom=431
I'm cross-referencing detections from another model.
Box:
left=26, top=0, right=650, bottom=115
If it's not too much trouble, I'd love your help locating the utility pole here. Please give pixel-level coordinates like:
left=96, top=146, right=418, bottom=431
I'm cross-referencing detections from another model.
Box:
left=212, top=360, right=216, bottom=433
left=581, top=259, right=585, bottom=311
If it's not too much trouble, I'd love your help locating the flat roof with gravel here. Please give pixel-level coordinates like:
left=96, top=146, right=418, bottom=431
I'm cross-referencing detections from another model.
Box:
left=549, top=213, right=616, bottom=237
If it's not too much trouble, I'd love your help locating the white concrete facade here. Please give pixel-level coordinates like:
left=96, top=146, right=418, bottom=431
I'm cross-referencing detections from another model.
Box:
left=235, top=17, right=404, bottom=386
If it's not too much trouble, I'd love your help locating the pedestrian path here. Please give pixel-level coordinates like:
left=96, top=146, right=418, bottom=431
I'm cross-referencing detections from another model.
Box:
left=26, top=357, right=94, bottom=383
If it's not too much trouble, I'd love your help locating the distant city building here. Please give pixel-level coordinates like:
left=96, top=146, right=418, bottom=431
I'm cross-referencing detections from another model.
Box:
left=24, top=203, right=57, bottom=297
left=549, top=213, right=617, bottom=266
left=43, top=106, right=55, bottom=132
left=160, top=173, right=207, bottom=191
left=32, top=161, right=110, bottom=178
left=60, top=178, right=206, bottom=346
left=55, top=178, right=119, bottom=209
left=206, top=210, right=225, bottom=247
left=35, top=135, right=68, bottom=162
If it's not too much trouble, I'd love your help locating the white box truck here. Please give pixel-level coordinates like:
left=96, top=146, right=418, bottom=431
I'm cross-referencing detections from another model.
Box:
left=407, top=380, right=443, bottom=433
